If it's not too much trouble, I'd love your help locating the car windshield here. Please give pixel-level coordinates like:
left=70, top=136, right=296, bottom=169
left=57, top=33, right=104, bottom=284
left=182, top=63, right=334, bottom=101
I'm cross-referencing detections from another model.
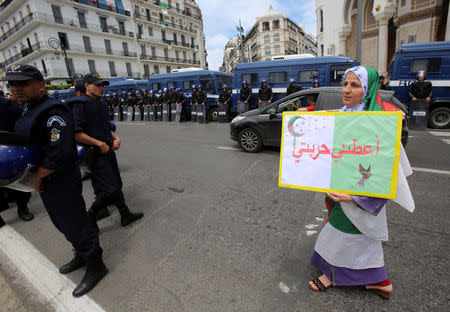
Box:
left=265, top=96, right=303, bottom=114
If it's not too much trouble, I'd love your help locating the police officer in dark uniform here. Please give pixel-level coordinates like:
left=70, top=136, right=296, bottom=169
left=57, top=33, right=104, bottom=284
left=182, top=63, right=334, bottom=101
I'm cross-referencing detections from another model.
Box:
left=176, top=88, right=186, bottom=122
left=286, top=78, right=302, bottom=95
left=68, top=73, right=85, bottom=99
left=313, top=79, right=320, bottom=88
left=196, top=84, right=207, bottom=123
left=162, top=88, right=171, bottom=121
left=378, top=75, right=388, bottom=90
left=190, top=85, right=198, bottom=122
left=170, top=86, right=178, bottom=121
left=0, top=91, right=34, bottom=224
left=157, top=90, right=164, bottom=121
left=409, top=71, right=432, bottom=103
left=217, top=84, right=231, bottom=123
left=3, top=65, right=106, bottom=297
left=238, top=80, right=252, bottom=114
left=70, top=73, right=143, bottom=227
left=258, top=79, right=273, bottom=109
left=111, top=92, right=120, bottom=120
left=141, top=89, right=148, bottom=120
left=408, top=70, right=432, bottom=129
left=147, top=90, right=156, bottom=121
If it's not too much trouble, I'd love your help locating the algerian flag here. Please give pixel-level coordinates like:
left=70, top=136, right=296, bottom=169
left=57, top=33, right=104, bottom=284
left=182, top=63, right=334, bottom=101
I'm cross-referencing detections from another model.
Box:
left=279, top=111, right=402, bottom=199
left=160, top=2, right=168, bottom=15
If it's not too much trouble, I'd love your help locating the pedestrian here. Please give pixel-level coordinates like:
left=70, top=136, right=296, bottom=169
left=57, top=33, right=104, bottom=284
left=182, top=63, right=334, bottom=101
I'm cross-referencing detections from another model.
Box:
left=378, top=75, right=388, bottom=90
left=190, top=85, right=198, bottom=122
left=286, top=78, right=302, bottom=95
left=238, top=80, right=252, bottom=114
left=258, top=79, right=273, bottom=109
left=3, top=65, right=107, bottom=297
left=313, top=78, right=320, bottom=88
left=217, top=84, right=231, bottom=123
left=70, top=73, right=143, bottom=227
left=308, top=65, right=414, bottom=300
left=196, top=84, right=207, bottom=123
left=0, top=89, right=34, bottom=224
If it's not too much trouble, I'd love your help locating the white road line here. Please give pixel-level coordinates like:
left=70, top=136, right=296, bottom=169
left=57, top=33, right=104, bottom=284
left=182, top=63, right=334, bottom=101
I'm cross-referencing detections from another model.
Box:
left=429, top=131, right=450, bottom=137
left=216, top=146, right=241, bottom=151
left=116, top=122, right=147, bottom=125
left=442, top=139, right=450, bottom=145
left=0, top=225, right=105, bottom=312
left=412, top=167, right=450, bottom=175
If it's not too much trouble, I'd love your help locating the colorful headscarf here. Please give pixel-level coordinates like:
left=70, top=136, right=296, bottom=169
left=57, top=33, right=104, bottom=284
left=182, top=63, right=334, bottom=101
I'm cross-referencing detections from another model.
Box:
left=341, top=65, right=381, bottom=112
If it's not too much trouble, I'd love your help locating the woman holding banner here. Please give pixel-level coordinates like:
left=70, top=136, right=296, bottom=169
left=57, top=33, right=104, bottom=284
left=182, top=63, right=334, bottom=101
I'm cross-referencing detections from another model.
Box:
left=308, top=66, right=414, bottom=299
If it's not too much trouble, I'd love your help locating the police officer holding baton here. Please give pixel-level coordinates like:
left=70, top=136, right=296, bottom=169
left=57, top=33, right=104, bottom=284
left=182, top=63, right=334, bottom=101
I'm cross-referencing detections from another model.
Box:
left=3, top=65, right=107, bottom=297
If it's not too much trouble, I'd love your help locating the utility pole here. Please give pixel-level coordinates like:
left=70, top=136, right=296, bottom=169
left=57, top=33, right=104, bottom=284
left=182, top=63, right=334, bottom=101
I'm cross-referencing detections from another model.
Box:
left=236, top=20, right=245, bottom=62
left=356, top=0, right=363, bottom=63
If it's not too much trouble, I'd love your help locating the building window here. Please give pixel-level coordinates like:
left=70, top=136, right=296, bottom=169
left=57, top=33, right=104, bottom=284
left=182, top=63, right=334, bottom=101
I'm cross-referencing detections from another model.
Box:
left=401, top=0, right=406, bottom=6
left=51, top=5, right=63, bottom=24
left=88, top=60, right=96, bottom=73
left=262, top=21, right=270, bottom=31
left=274, top=44, right=280, bottom=54
left=77, top=11, right=87, bottom=29
left=411, top=0, right=433, bottom=10
left=175, top=50, right=179, bottom=60
left=118, top=21, right=126, bottom=35
left=58, top=32, right=69, bottom=49
left=363, top=0, right=377, bottom=30
left=273, top=20, right=280, bottom=29
left=144, top=64, right=150, bottom=77
left=320, top=44, right=324, bottom=56
left=146, top=9, right=151, bottom=21
left=274, top=33, right=280, bottom=42
left=83, top=36, right=92, bottom=53
left=164, top=48, right=169, bottom=60
left=166, top=65, right=171, bottom=73
left=126, top=62, right=132, bottom=76
left=264, top=34, right=270, bottom=43
left=151, top=46, right=156, bottom=56
left=105, top=39, right=112, bottom=55
left=109, top=61, right=117, bottom=77
left=41, top=59, right=48, bottom=75
left=99, top=16, right=108, bottom=32
left=122, top=42, right=129, bottom=56
left=269, top=72, right=286, bottom=83
left=183, top=51, right=187, bottom=60
left=154, top=65, right=159, bottom=74
left=319, top=9, right=323, bottom=33
left=265, top=46, right=271, bottom=55
left=141, top=44, right=146, bottom=56
left=148, top=26, right=153, bottom=36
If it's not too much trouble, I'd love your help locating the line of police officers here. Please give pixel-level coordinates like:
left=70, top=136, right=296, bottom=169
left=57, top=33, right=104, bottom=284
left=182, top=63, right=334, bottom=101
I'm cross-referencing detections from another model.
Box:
left=1, top=65, right=143, bottom=297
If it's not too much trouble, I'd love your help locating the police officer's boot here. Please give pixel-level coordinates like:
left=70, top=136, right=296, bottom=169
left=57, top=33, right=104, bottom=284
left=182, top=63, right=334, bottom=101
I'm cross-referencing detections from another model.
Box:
left=96, top=207, right=111, bottom=221
left=117, top=204, right=143, bottom=226
left=17, top=203, right=34, bottom=222
left=72, top=258, right=108, bottom=297
left=59, top=253, right=85, bottom=274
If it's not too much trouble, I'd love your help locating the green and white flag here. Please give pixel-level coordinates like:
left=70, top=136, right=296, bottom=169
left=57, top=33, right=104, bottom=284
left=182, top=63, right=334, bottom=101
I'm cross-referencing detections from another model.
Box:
left=160, top=1, right=168, bottom=15
left=279, top=111, right=403, bottom=199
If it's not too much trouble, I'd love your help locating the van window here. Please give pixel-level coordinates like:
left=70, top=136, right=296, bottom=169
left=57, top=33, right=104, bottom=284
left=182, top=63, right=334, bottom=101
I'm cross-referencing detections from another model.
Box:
left=167, top=81, right=177, bottom=89
left=410, top=58, right=441, bottom=74
left=216, top=75, right=232, bottom=89
left=152, top=83, right=160, bottom=91
left=269, top=72, right=286, bottom=83
left=242, top=73, right=258, bottom=84
left=183, top=80, right=194, bottom=90
left=299, top=70, right=319, bottom=83
left=138, top=83, right=147, bottom=91
left=199, top=76, right=215, bottom=94
left=330, top=65, right=351, bottom=84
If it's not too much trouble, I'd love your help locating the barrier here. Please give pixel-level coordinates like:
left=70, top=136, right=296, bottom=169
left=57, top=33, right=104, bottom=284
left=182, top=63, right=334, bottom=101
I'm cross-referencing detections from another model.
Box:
left=163, top=104, right=170, bottom=122
left=197, top=105, right=207, bottom=124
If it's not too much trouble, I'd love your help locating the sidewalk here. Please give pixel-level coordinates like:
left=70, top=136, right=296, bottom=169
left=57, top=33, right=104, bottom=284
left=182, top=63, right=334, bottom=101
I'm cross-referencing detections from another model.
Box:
left=0, top=269, right=27, bottom=312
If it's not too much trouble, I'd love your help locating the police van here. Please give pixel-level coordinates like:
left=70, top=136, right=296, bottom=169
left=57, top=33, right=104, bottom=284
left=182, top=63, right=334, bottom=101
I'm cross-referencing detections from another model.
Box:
left=388, top=41, right=450, bottom=129
left=147, top=68, right=232, bottom=121
left=231, top=56, right=358, bottom=111
left=104, top=77, right=149, bottom=96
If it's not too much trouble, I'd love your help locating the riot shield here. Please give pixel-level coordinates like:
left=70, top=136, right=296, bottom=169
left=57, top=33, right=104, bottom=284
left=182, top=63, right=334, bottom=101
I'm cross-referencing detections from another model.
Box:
left=191, top=105, right=197, bottom=122
left=150, top=106, right=156, bottom=121
left=126, top=107, right=133, bottom=121
left=163, top=104, right=170, bottom=122
left=171, top=105, right=177, bottom=122
left=197, top=105, right=207, bottom=124
left=114, top=108, right=120, bottom=121
left=218, top=103, right=228, bottom=123
left=144, top=107, right=149, bottom=122
left=238, top=102, right=249, bottom=114
left=158, top=105, right=163, bottom=121
left=409, top=99, right=429, bottom=130
left=175, top=105, right=182, bottom=123
left=134, top=107, right=141, bottom=121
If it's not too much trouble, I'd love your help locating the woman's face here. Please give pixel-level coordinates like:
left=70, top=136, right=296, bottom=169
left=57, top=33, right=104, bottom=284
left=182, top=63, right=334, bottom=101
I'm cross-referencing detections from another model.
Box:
left=342, top=72, right=364, bottom=107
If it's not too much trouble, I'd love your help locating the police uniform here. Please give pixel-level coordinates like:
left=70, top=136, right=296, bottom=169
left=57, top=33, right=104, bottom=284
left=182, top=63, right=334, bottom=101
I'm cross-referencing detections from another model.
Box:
left=176, top=89, right=186, bottom=122
left=286, top=83, right=302, bottom=95
left=238, top=84, right=252, bottom=113
left=218, top=87, right=231, bottom=123
left=196, top=87, right=207, bottom=123
left=258, top=83, right=273, bottom=109
left=190, top=87, right=198, bottom=122
left=70, top=74, right=143, bottom=227
left=0, top=96, right=33, bottom=222
left=3, top=64, right=106, bottom=298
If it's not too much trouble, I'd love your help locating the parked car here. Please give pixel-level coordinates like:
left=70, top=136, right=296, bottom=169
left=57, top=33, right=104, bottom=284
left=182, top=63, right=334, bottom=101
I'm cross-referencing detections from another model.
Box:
left=230, top=87, right=409, bottom=153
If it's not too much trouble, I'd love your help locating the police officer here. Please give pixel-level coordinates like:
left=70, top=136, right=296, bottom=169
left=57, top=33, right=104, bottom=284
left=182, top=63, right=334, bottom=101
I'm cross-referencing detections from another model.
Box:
left=0, top=90, right=34, bottom=223
left=196, top=84, right=207, bottom=123
left=190, top=85, right=198, bottom=122
left=70, top=73, right=143, bottom=227
left=170, top=86, right=178, bottom=121
left=68, top=73, right=85, bottom=99
left=258, top=79, right=273, bottom=109
left=217, top=84, right=231, bottom=123
left=378, top=75, right=388, bottom=90
left=409, top=71, right=432, bottom=104
left=408, top=71, right=432, bottom=129
left=3, top=65, right=106, bottom=297
left=162, top=88, right=171, bottom=121
left=125, top=92, right=134, bottom=121
left=238, top=80, right=252, bottom=114
left=148, top=90, right=157, bottom=121
left=286, top=78, right=302, bottom=95
left=176, top=88, right=186, bottom=122
left=157, top=90, right=164, bottom=121
left=119, top=91, right=126, bottom=121
left=111, top=92, right=120, bottom=121
left=141, top=89, right=148, bottom=120
left=313, top=78, right=320, bottom=88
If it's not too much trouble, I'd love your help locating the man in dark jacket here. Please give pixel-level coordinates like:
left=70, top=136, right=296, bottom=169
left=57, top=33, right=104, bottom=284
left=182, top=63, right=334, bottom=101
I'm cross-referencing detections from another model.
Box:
left=286, top=78, right=302, bottom=95
left=196, top=85, right=207, bottom=123
left=176, top=88, right=186, bottom=122
left=190, top=85, right=198, bottom=122
left=238, top=80, right=252, bottom=114
left=258, top=79, right=273, bottom=109
left=217, top=84, right=231, bottom=123
left=408, top=71, right=432, bottom=103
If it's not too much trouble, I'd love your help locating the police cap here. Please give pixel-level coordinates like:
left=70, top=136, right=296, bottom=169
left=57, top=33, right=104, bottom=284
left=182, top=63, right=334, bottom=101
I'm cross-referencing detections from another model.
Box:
left=83, top=73, right=110, bottom=86
left=2, top=64, right=43, bottom=82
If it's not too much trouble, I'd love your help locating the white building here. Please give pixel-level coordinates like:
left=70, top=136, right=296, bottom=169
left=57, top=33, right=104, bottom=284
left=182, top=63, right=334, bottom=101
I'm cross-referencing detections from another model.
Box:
left=0, top=0, right=207, bottom=90
left=316, top=0, right=450, bottom=74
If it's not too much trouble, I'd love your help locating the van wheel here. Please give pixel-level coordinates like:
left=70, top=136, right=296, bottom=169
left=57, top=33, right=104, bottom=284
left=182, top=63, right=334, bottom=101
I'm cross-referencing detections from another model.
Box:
left=429, top=107, right=450, bottom=129
left=209, top=107, right=218, bottom=122
left=239, top=128, right=263, bottom=153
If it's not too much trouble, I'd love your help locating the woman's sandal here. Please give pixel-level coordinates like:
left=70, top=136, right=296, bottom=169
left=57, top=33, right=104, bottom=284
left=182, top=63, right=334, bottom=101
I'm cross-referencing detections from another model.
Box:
left=366, top=288, right=391, bottom=299
left=308, top=277, right=332, bottom=292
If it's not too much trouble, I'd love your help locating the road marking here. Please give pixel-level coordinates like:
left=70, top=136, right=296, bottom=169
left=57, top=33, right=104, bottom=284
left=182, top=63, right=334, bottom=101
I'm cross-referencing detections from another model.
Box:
left=412, top=167, right=450, bottom=175
left=0, top=225, right=105, bottom=312
left=429, top=131, right=450, bottom=137
left=116, top=122, right=147, bottom=125
left=305, top=224, right=318, bottom=230
left=279, top=282, right=291, bottom=294
left=443, top=139, right=450, bottom=145
left=216, top=146, right=241, bottom=151
left=306, top=230, right=318, bottom=236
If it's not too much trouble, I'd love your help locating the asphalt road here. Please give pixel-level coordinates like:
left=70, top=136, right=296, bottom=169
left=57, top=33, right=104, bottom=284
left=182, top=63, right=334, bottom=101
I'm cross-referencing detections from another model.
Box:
left=1, top=122, right=449, bottom=312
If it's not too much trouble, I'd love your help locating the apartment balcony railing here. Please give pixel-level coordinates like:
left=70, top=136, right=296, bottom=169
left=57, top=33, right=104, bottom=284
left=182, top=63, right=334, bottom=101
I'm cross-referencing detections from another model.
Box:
left=140, top=53, right=200, bottom=65
left=0, top=13, right=34, bottom=43
left=0, top=41, right=42, bottom=69
left=69, top=0, right=130, bottom=16
left=137, top=35, right=198, bottom=49
left=149, top=0, right=202, bottom=21
left=134, top=12, right=197, bottom=33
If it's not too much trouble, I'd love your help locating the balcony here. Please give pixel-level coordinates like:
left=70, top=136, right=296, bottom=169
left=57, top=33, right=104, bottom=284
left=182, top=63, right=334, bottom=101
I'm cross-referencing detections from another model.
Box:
left=66, top=44, right=138, bottom=58
left=0, top=41, right=42, bottom=68
left=140, top=53, right=200, bottom=65
left=69, top=0, right=130, bottom=16
left=134, top=12, right=197, bottom=33
left=0, top=13, right=34, bottom=43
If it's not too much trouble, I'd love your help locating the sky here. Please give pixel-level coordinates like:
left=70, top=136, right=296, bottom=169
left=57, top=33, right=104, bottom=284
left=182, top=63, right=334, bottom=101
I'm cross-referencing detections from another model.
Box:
left=195, top=0, right=317, bottom=71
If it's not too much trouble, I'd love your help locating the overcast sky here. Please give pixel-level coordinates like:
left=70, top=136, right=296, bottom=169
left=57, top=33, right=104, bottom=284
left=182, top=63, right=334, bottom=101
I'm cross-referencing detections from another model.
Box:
left=195, top=0, right=317, bottom=71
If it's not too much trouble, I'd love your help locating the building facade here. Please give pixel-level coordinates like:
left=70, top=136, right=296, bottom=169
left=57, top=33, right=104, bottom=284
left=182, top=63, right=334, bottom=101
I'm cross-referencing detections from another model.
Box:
left=316, top=0, right=450, bottom=74
left=221, top=6, right=317, bottom=73
left=0, top=0, right=207, bottom=89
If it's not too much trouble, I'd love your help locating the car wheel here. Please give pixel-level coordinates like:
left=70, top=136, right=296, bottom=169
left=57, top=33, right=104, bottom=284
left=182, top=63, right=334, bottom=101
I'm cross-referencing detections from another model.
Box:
left=239, top=128, right=263, bottom=153
left=209, top=107, right=218, bottom=122
left=429, top=107, right=450, bottom=129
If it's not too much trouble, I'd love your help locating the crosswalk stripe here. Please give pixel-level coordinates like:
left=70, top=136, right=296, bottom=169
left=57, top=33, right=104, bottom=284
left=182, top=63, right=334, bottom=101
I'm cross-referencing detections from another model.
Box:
left=412, top=167, right=450, bottom=175
left=429, top=131, right=450, bottom=137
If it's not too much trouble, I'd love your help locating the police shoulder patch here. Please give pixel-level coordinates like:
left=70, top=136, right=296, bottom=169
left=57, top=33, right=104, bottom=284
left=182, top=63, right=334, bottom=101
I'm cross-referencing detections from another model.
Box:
left=50, top=128, right=61, bottom=142
left=47, top=116, right=66, bottom=127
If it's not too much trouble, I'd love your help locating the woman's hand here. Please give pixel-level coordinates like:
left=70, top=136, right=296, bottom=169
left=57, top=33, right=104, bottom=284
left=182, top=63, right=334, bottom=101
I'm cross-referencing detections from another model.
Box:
left=326, top=192, right=354, bottom=203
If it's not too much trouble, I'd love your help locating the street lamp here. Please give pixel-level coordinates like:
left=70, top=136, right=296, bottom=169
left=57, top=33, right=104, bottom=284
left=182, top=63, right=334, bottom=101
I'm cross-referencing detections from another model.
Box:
left=48, top=37, right=72, bottom=81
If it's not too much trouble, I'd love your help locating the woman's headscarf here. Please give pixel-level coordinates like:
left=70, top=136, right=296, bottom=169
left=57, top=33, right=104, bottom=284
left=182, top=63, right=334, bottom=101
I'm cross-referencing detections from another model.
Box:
left=342, top=65, right=381, bottom=112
